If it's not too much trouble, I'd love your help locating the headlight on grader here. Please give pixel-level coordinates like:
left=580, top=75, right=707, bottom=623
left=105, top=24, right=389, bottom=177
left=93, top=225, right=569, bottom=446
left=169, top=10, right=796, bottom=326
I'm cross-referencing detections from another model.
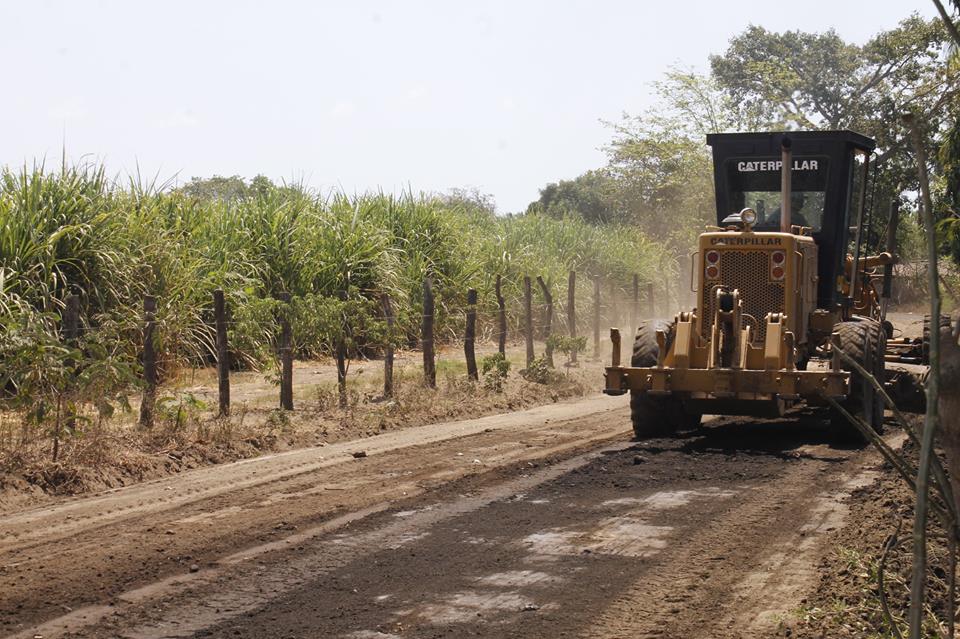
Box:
left=740, top=207, right=757, bottom=227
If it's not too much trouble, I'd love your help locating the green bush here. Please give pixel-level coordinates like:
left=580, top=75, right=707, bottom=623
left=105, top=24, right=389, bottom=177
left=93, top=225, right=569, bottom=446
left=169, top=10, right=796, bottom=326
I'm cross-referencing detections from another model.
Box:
left=547, top=334, right=587, bottom=369
left=481, top=352, right=511, bottom=392
left=520, top=356, right=554, bottom=385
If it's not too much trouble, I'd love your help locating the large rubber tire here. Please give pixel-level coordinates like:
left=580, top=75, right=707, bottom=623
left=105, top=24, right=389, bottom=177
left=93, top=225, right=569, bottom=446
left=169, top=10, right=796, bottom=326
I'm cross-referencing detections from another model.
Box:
left=923, top=315, right=953, bottom=365
left=631, top=319, right=673, bottom=368
left=630, top=319, right=701, bottom=439
left=865, top=320, right=887, bottom=432
left=832, top=320, right=885, bottom=444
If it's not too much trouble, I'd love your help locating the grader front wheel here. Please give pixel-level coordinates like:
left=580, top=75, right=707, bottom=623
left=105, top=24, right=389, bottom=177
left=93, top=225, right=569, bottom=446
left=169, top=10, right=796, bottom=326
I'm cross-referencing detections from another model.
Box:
left=831, top=320, right=886, bottom=443
left=629, top=319, right=701, bottom=440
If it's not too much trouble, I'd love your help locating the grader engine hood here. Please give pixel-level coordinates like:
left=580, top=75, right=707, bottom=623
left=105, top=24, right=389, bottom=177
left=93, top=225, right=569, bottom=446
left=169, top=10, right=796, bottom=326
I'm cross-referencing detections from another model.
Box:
left=698, top=231, right=816, bottom=356
left=603, top=229, right=844, bottom=403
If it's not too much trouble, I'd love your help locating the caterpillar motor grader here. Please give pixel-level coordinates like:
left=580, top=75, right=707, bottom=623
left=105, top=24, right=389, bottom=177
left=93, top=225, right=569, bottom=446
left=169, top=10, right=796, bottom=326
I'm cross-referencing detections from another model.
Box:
left=603, top=130, right=906, bottom=440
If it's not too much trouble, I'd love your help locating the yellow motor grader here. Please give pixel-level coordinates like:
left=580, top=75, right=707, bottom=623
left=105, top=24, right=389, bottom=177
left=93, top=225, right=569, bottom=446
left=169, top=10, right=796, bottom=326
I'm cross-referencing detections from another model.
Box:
left=604, top=130, right=911, bottom=441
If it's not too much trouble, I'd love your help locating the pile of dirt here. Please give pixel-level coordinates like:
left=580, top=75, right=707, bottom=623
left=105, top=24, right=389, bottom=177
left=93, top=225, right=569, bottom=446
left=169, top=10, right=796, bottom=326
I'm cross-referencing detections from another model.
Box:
left=773, top=437, right=956, bottom=638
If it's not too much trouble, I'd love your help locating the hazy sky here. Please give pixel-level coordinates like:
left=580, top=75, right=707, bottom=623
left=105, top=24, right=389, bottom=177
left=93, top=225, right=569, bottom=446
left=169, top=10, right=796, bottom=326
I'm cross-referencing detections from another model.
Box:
left=1, top=1, right=940, bottom=212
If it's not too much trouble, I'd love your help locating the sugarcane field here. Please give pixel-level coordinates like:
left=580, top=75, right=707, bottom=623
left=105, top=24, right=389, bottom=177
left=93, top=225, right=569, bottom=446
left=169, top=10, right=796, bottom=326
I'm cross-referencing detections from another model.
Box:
left=3, top=2, right=960, bottom=638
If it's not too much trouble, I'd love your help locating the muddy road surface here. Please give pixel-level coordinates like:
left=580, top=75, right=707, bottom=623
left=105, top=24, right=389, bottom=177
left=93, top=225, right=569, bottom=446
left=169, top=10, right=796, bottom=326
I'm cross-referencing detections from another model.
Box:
left=2, top=395, right=892, bottom=639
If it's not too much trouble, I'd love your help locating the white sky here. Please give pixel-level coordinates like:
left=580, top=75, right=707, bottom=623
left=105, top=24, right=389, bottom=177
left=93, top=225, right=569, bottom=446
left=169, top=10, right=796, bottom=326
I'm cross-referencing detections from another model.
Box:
left=0, top=0, right=940, bottom=213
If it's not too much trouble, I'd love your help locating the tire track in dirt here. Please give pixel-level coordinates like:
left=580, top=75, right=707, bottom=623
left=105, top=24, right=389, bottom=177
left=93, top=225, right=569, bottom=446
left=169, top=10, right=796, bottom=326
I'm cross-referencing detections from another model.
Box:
left=0, top=395, right=628, bottom=636
left=580, top=433, right=903, bottom=639
left=53, top=448, right=619, bottom=639
left=1, top=395, right=623, bottom=549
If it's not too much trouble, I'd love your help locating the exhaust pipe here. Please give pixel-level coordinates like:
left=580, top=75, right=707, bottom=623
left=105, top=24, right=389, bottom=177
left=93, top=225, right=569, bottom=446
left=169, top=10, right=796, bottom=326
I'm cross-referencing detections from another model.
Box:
left=780, top=138, right=792, bottom=233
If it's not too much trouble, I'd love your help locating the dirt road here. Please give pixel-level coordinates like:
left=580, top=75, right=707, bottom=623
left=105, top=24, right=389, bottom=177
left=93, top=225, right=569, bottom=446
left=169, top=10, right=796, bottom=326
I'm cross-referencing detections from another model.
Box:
left=1, top=394, right=893, bottom=639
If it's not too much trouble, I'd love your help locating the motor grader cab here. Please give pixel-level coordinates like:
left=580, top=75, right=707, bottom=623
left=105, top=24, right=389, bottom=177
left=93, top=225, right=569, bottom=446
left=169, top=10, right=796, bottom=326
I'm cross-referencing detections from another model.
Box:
left=604, top=130, right=895, bottom=440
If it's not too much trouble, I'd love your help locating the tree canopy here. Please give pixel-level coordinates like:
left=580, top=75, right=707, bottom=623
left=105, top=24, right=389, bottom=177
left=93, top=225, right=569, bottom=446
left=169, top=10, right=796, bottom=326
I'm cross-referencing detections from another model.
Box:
left=178, top=174, right=281, bottom=201
left=525, top=170, right=619, bottom=224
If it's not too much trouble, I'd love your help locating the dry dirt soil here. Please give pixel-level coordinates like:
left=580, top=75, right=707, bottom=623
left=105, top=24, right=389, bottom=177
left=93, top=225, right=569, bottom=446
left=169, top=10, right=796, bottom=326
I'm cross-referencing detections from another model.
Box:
left=775, top=436, right=956, bottom=639
left=1, top=394, right=904, bottom=639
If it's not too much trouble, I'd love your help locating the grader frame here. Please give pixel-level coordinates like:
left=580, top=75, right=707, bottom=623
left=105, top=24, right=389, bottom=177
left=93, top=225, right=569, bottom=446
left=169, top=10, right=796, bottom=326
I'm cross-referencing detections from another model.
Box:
left=604, top=130, right=901, bottom=438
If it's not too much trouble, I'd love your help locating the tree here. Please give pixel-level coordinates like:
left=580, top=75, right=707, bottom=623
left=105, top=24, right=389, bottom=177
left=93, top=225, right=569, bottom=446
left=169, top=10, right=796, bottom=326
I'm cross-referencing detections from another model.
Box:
left=526, top=170, right=620, bottom=224
left=179, top=175, right=249, bottom=201
left=601, top=69, right=767, bottom=251
left=710, top=17, right=957, bottom=170
left=249, top=174, right=275, bottom=199
left=710, top=17, right=955, bottom=141
left=932, top=0, right=960, bottom=46
left=527, top=18, right=960, bottom=262
left=934, top=1, right=960, bottom=264
left=525, top=69, right=775, bottom=252
left=178, top=174, right=280, bottom=201
left=940, top=110, right=960, bottom=264
left=604, top=132, right=712, bottom=250
left=441, top=187, right=498, bottom=218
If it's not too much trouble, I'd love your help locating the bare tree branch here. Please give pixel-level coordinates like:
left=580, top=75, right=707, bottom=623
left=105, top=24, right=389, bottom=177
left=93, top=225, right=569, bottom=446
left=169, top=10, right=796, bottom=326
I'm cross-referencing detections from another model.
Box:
left=903, top=110, right=944, bottom=639
left=834, top=347, right=958, bottom=530
left=933, top=0, right=960, bottom=47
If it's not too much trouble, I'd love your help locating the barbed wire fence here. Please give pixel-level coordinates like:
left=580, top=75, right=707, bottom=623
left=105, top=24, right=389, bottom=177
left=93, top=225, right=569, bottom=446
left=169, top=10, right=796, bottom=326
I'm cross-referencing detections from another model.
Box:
left=0, top=270, right=678, bottom=458
left=54, top=271, right=671, bottom=420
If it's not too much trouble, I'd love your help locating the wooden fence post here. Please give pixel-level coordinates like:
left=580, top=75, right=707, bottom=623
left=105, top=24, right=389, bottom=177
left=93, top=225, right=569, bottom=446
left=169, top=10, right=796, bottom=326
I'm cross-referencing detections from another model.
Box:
left=213, top=290, right=230, bottom=417
left=609, top=280, right=618, bottom=335
left=63, top=294, right=80, bottom=345
left=631, top=274, right=639, bottom=340
left=496, top=274, right=507, bottom=356
left=536, top=276, right=554, bottom=367
left=646, top=283, right=655, bottom=319
left=63, top=294, right=80, bottom=433
left=422, top=277, right=436, bottom=388
left=568, top=271, right=577, bottom=364
left=524, top=276, right=534, bottom=367
left=336, top=290, right=348, bottom=409
left=593, top=278, right=601, bottom=359
left=465, top=288, right=478, bottom=380
left=382, top=293, right=395, bottom=398
left=139, top=295, right=157, bottom=428
left=279, top=293, right=294, bottom=411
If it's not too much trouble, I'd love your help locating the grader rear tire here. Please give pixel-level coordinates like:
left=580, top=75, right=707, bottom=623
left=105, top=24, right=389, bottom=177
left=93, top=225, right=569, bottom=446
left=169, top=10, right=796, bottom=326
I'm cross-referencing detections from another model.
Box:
left=832, top=320, right=885, bottom=444
left=629, top=319, right=701, bottom=440
left=923, top=314, right=953, bottom=365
